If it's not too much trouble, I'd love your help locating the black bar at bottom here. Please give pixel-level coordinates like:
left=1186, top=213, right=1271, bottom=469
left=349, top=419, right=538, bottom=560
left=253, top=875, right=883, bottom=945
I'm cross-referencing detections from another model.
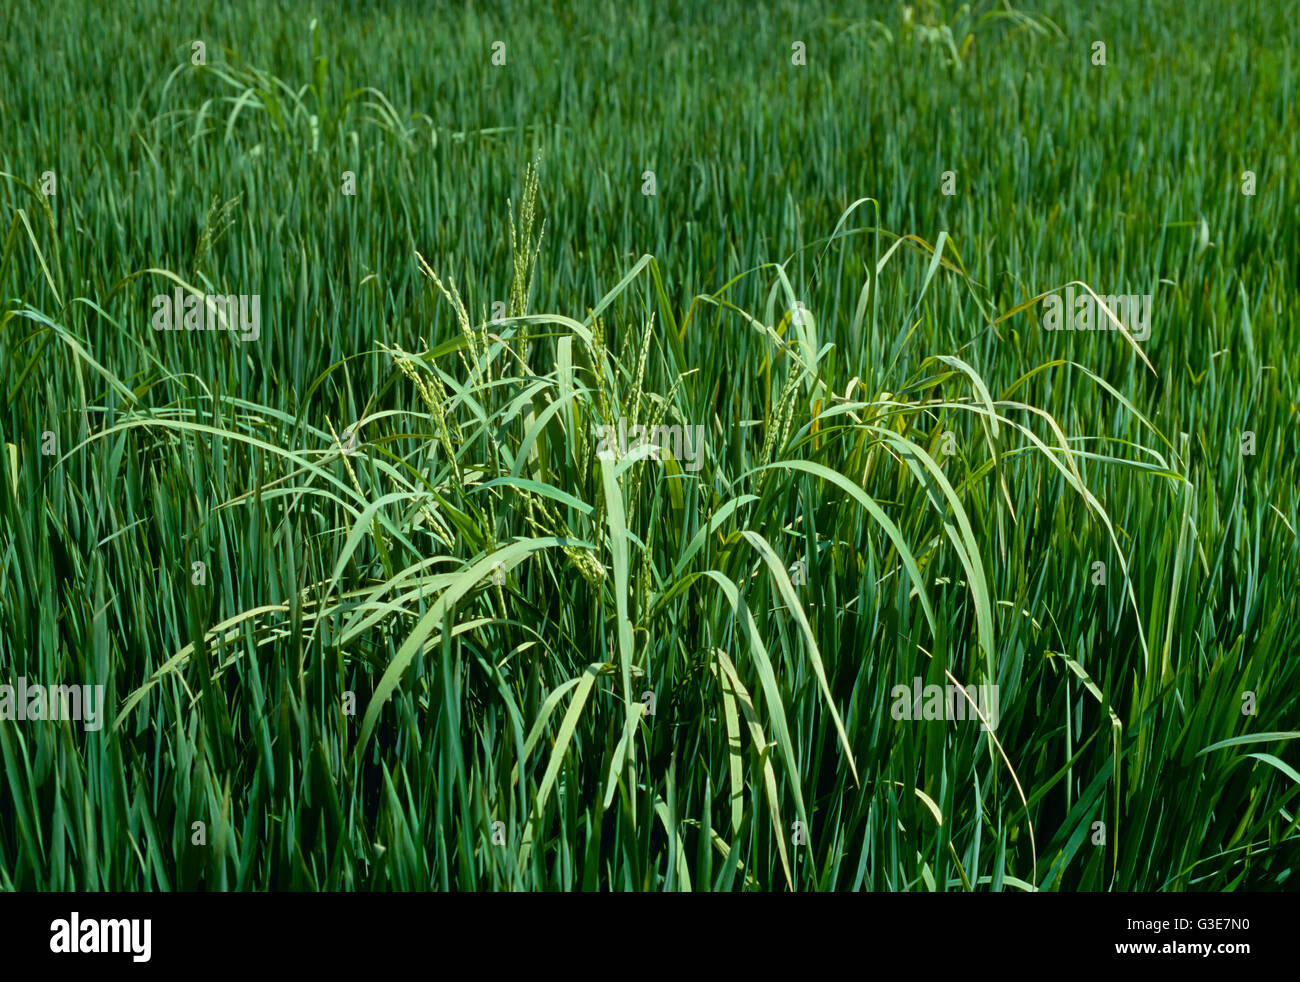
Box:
left=0, top=891, right=1281, bottom=970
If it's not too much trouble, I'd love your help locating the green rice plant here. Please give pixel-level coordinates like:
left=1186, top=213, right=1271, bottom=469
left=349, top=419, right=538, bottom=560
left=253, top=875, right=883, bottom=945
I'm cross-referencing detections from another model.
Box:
left=1, top=0, right=1296, bottom=893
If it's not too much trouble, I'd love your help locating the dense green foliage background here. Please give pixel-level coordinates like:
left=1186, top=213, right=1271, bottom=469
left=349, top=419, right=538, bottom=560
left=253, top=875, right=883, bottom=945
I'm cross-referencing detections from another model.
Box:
left=1, top=0, right=1297, bottom=890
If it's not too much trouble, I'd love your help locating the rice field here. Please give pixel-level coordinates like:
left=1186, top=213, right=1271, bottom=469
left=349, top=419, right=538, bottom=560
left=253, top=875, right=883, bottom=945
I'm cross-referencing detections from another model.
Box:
left=1, top=0, right=1298, bottom=892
